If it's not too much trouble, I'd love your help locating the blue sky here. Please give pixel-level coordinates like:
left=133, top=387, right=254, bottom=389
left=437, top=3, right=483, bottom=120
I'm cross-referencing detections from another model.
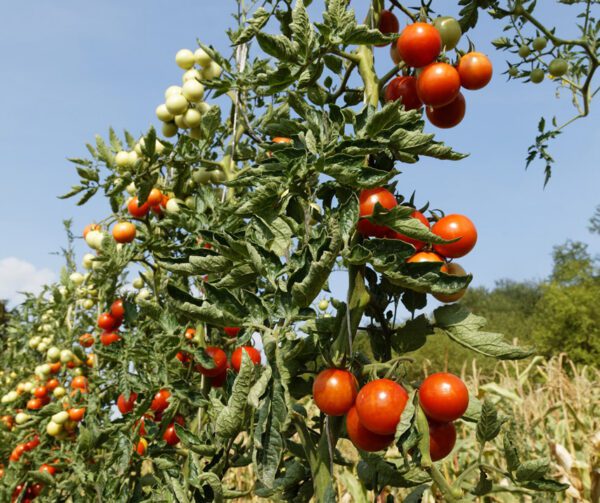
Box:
left=0, top=1, right=598, bottom=305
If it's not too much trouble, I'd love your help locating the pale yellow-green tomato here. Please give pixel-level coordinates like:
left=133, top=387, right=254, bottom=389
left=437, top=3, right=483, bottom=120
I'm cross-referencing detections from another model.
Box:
left=165, top=198, right=180, bottom=215
left=192, top=168, right=211, bottom=185
left=132, top=277, right=144, bottom=289
left=202, top=61, right=222, bottom=80
left=136, top=288, right=151, bottom=301
left=82, top=299, right=94, bottom=310
left=15, top=412, right=30, bottom=425
left=127, top=151, right=139, bottom=166
left=37, top=342, right=48, bottom=352
left=126, top=182, right=137, bottom=195
left=53, top=387, right=67, bottom=399
left=164, top=85, right=183, bottom=99
left=37, top=364, right=51, bottom=376
left=69, top=272, right=85, bottom=286
left=174, top=114, right=188, bottom=129
left=1, top=391, right=18, bottom=403
left=85, top=230, right=104, bottom=250
left=162, top=122, right=178, bottom=138
left=46, top=421, right=63, bottom=437
left=22, top=382, right=34, bottom=393
left=82, top=253, right=95, bottom=269
left=115, top=150, right=130, bottom=168
left=175, top=48, right=196, bottom=69
left=47, top=346, right=61, bottom=362
left=196, top=102, right=211, bottom=114
left=60, top=349, right=74, bottom=363
left=182, top=79, right=204, bottom=102
left=318, top=299, right=329, bottom=311
left=156, top=103, right=174, bottom=122
left=210, top=169, right=226, bottom=183
left=184, top=108, right=202, bottom=128
left=182, top=68, right=202, bottom=82
left=194, top=48, right=212, bottom=67
left=52, top=411, right=70, bottom=425
left=29, top=336, right=41, bottom=349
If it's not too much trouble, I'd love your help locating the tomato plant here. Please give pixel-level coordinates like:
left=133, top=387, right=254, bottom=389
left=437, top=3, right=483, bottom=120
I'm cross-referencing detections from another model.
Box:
left=0, top=1, right=582, bottom=501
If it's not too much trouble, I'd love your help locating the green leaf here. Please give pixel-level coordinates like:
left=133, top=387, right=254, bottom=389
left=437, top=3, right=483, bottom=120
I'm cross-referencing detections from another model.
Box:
left=216, top=351, right=255, bottom=438
left=233, top=7, right=270, bottom=45
left=515, top=459, right=550, bottom=482
left=392, top=315, right=434, bottom=354
left=476, top=400, right=502, bottom=443
left=343, top=24, right=396, bottom=45
left=522, top=478, right=570, bottom=492
left=256, top=33, right=296, bottom=62
left=173, top=425, right=218, bottom=456
left=394, top=391, right=416, bottom=442
left=248, top=366, right=272, bottom=408
left=434, top=305, right=534, bottom=360
left=291, top=0, right=314, bottom=57
left=472, top=469, right=493, bottom=496
left=504, top=427, right=521, bottom=472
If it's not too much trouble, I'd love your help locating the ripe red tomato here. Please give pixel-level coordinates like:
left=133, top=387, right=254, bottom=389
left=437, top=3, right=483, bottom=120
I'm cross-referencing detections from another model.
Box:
left=357, top=188, right=398, bottom=238
left=176, top=351, right=192, bottom=365
left=417, top=63, right=461, bottom=108
left=79, top=333, right=95, bottom=348
left=458, top=52, right=493, bottom=90
left=24, top=435, right=40, bottom=451
left=83, top=223, right=101, bottom=238
left=71, top=376, right=88, bottom=391
left=196, top=347, right=228, bottom=377
left=97, top=312, right=120, bottom=331
left=46, top=379, right=59, bottom=391
left=429, top=421, right=457, bottom=461
left=49, top=362, right=61, bottom=374
left=384, top=76, right=422, bottom=111
left=136, top=438, right=148, bottom=456
left=184, top=327, right=196, bottom=340
left=397, top=23, right=441, bottom=68
left=33, top=386, right=48, bottom=398
left=100, top=331, right=121, bottom=346
left=433, top=262, right=468, bottom=303
left=355, top=379, right=409, bottom=435
left=346, top=406, right=394, bottom=452
left=10, top=444, right=26, bottom=462
left=150, top=389, right=171, bottom=413
left=27, top=398, right=43, bottom=410
left=406, top=251, right=449, bottom=273
left=377, top=10, right=399, bottom=47
left=390, top=42, right=402, bottom=65
left=163, top=415, right=185, bottom=446
left=419, top=372, right=469, bottom=422
left=117, top=392, right=138, bottom=414
left=432, top=214, right=477, bottom=258
left=68, top=407, right=85, bottom=422
left=223, top=326, right=240, bottom=337
left=39, top=464, right=57, bottom=476
left=426, top=92, right=466, bottom=129
left=112, top=222, right=136, bottom=243
left=312, top=369, right=358, bottom=416
left=272, top=137, right=292, bottom=144
left=231, top=346, right=261, bottom=373
left=147, top=188, right=163, bottom=206
left=392, top=210, right=429, bottom=250
left=127, top=197, right=150, bottom=218
left=110, top=299, right=125, bottom=320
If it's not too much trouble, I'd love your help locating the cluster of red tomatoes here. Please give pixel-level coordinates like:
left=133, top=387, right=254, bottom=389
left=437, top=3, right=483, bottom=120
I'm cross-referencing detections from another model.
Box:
left=358, top=187, right=477, bottom=303
left=127, top=187, right=171, bottom=220
left=379, top=8, right=492, bottom=128
left=177, top=327, right=261, bottom=387
left=96, top=299, right=126, bottom=346
left=313, top=369, right=468, bottom=460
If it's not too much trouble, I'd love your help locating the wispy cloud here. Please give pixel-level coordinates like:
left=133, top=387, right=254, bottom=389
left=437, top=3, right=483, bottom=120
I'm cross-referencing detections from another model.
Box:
left=0, top=257, right=55, bottom=305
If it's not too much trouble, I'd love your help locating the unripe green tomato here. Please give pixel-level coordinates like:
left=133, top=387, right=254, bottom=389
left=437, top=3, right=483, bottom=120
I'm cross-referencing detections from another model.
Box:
left=37, top=342, right=48, bottom=352
left=29, top=336, right=41, bottom=349
left=532, top=37, right=547, bottom=51
left=38, top=364, right=51, bottom=376
left=137, top=288, right=151, bottom=301
left=9, top=371, right=17, bottom=379
left=182, top=79, right=205, bottom=103
left=23, top=382, right=34, bottom=393
left=433, top=16, right=462, bottom=51
left=166, top=94, right=189, bottom=119
left=182, top=69, right=202, bottom=82
left=184, top=108, right=202, bottom=128
left=132, top=277, right=144, bottom=289
left=60, top=349, right=73, bottom=363
left=202, top=61, right=222, bottom=80
left=210, top=169, right=226, bottom=183
left=194, top=48, right=212, bottom=67
left=82, top=299, right=94, bottom=310
left=41, top=313, right=50, bottom=322
left=53, top=387, right=66, bottom=399
left=548, top=58, right=568, bottom=77
left=15, top=413, right=30, bottom=425
left=46, top=421, right=62, bottom=436
left=189, top=127, right=202, bottom=140
left=47, top=347, right=61, bottom=362
left=41, top=336, right=52, bottom=345
left=42, top=323, right=52, bottom=332
left=115, top=151, right=130, bottom=168
left=530, top=68, right=545, bottom=83
left=165, top=198, right=180, bottom=214
left=174, top=114, right=188, bottom=129
left=175, top=48, right=196, bottom=70
left=508, top=66, right=519, bottom=77
left=518, top=44, right=531, bottom=58
left=318, top=299, right=329, bottom=311
left=184, top=196, right=196, bottom=208
left=156, top=104, right=174, bottom=122
left=69, top=272, right=84, bottom=286
left=82, top=253, right=95, bottom=270
left=126, top=182, right=137, bottom=195
left=162, top=122, right=178, bottom=138
left=52, top=411, right=70, bottom=424
left=514, top=3, right=525, bottom=15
